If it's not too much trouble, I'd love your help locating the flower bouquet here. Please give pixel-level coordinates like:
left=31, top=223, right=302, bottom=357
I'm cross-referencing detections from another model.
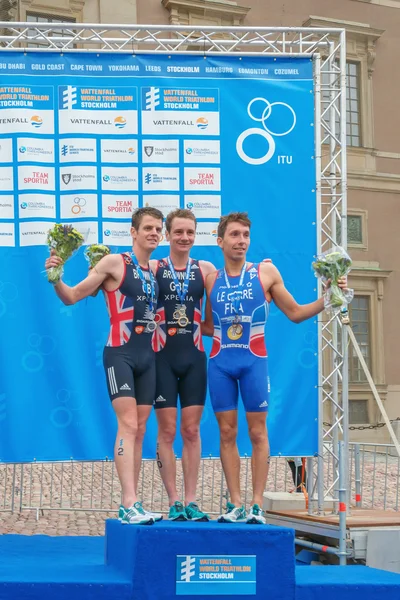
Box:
left=46, top=224, right=84, bottom=284
left=312, top=246, right=354, bottom=309
left=84, top=244, right=111, bottom=296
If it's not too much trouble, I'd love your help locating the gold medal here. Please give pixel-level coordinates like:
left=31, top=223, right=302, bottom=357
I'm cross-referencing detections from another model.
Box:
left=227, top=323, right=243, bottom=340
left=174, top=304, right=188, bottom=327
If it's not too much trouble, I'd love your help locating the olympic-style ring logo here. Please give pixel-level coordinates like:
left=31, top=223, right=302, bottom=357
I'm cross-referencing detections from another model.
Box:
left=71, top=197, right=86, bottom=215
left=236, top=97, right=297, bottom=165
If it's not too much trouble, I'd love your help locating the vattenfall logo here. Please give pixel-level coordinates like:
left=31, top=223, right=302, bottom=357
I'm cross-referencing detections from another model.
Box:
left=114, top=116, right=126, bottom=128
left=31, top=115, right=43, bottom=128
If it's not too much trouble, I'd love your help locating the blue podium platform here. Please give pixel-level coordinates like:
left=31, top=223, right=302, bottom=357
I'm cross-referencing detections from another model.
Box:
left=0, top=520, right=399, bottom=600
left=106, top=519, right=295, bottom=599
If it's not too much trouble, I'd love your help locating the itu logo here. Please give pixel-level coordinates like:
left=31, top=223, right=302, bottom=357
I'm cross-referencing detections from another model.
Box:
left=31, top=115, right=43, bottom=128
left=61, top=86, right=77, bottom=110
left=196, top=117, right=208, bottom=130
left=236, top=98, right=296, bottom=165
left=179, top=556, right=196, bottom=582
left=144, top=87, right=160, bottom=111
left=61, top=145, right=68, bottom=156
left=145, top=173, right=152, bottom=184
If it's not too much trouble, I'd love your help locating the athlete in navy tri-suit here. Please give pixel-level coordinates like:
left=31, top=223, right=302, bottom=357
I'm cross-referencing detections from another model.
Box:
left=204, top=212, right=348, bottom=525
left=151, top=209, right=215, bottom=522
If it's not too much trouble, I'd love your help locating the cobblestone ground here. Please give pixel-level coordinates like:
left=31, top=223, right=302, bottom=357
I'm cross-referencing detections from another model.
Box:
left=0, top=452, right=398, bottom=535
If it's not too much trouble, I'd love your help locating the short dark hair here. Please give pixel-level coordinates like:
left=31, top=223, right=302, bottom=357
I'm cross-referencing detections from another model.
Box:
left=217, top=212, right=251, bottom=238
left=131, top=207, right=163, bottom=230
left=165, top=209, right=197, bottom=233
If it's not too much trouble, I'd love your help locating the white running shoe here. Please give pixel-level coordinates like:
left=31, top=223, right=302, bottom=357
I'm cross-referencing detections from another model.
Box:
left=119, top=501, right=154, bottom=525
left=246, top=504, right=266, bottom=524
left=218, top=502, right=247, bottom=523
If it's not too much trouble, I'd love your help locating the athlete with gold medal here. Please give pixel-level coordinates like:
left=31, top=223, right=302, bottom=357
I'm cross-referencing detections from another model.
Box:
left=150, top=209, right=215, bottom=523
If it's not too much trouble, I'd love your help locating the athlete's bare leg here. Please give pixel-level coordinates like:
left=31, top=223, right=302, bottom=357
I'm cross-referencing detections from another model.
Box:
left=216, top=410, right=241, bottom=506
left=181, top=405, right=203, bottom=504
left=156, top=407, right=179, bottom=505
left=113, top=396, right=139, bottom=507
left=133, top=404, right=153, bottom=492
left=246, top=412, right=269, bottom=506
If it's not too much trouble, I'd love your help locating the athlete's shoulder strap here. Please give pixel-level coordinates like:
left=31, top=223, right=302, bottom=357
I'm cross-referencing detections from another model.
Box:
left=122, top=252, right=132, bottom=265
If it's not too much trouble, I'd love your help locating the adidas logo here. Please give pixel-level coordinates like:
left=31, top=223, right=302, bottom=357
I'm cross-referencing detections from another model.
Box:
left=155, top=395, right=167, bottom=402
left=120, top=383, right=131, bottom=391
left=192, top=264, right=199, bottom=269
left=259, top=400, right=268, bottom=408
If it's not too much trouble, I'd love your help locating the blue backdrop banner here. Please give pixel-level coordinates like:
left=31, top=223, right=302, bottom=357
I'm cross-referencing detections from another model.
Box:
left=0, top=52, right=317, bottom=461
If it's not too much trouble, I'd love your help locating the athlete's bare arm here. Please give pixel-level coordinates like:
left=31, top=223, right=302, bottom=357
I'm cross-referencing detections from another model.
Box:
left=45, top=253, right=123, bottom=305
left=259, top=262, right=347, bottom=323
left=202, top=271, right=217, bottom=336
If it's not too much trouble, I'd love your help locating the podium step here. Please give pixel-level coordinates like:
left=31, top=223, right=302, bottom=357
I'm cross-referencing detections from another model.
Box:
left=0, top=535, right=132, bottom=600
left=106, top=519, right=296, bottom=599
left=296, top=565, right=400, bottom=600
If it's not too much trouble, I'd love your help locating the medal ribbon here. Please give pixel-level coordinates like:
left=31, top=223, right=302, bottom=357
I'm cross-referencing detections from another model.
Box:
left=223, top=262, right=247, bottom=315
left=167, top=256, right=192, bottom=305
left=130, top=253, right=156, bottom=313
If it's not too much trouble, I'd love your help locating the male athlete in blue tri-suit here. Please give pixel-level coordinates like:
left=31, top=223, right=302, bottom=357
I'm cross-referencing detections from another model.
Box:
left=204, top=212, right=348, bottom=525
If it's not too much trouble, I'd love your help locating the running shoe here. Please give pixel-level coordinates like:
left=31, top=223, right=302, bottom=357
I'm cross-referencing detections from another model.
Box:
left=246, top=504, right=266, bottom=524
left=185, top=502, right=210, bottom=522
left=168, top=501, right=187, bottom=521
left=119, top=501, right=154, bottom=525
left=142, top=506, right=163, bottom=522
left=218, top=502, right=247, bottom=523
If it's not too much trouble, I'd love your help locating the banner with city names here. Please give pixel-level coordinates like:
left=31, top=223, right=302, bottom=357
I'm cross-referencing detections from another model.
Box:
left=0, top=53, right=317, bottom=461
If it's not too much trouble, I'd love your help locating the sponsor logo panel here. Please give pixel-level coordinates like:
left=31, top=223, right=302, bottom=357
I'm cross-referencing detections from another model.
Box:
left=0, top=139, right=13, bottom=163
left=142, top=167, right=179, bottom=191
left=102, top=221, right=132, bottom=246
left=18, top=166, right=55, bottom=191
left=142, top=140, right=179, bottom=164
left=184, top=195, right=221, bottom=219
left=19, top=194, right=56, bottom=219
left=59, top=166, right=97, bottom=191
left=143, top=195, right=180, bottom=213
left=0, top=110, right=54, bottom=134
left=0, top=223, right=15, bottom=247
left=61, top=221, right=99, bottom=245
left=19, top=221, right=55, bottom=247
left=0, top=166, right=14, bottom=192
left=184, top=140, right=220, bottom=164
left=59, top=138, right=97, bottom=163
left=102, top=195, right=138, bottom=218
left=0, top=195, right=14, bottom=219
left=184, top=167, right=221, bottom=191
left=60, top=194, right=98, bottom=219
left=101, top=139, right=138, bottom=164
left=17, top=138, right=54, bottom=163
left=193, top=221, right=219, bottom=247
left=58, top=110, right=137, bottom=135
left=101, top=167, right=138, bottom=191
left=141, top=111, right=220, bottom=136
left=141, top=87, right=219, bottom=113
